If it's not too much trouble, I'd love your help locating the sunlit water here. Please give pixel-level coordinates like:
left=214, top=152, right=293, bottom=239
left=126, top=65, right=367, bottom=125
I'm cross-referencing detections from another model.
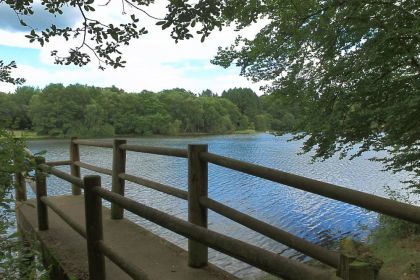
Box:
left=27, top=133, right=412, bottom=278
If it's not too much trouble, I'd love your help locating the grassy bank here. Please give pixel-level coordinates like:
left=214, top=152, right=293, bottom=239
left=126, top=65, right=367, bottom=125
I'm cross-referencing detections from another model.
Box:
left=233, top=129, right=257, bottom=134
left=252, top=216, right=420, bottom=280
left=11, top=130, right=45, bottom=139
left=368, top=215, right=420, bottom=279
left=12, top=129, right=259, bottom=140
left=366, top=187, right=420, bottom=279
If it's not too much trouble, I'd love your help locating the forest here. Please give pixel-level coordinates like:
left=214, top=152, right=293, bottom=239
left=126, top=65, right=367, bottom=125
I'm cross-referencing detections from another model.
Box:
left=0, top=84, right=299, bottom=137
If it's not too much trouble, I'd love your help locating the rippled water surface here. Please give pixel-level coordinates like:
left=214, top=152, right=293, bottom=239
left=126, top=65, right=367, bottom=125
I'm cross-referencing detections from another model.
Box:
left=27, top=133, right=410, bottom=278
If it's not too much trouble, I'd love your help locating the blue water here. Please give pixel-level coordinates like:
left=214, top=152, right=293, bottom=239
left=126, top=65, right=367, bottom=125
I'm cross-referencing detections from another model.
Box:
left=27, top=133, right=412, bottom=278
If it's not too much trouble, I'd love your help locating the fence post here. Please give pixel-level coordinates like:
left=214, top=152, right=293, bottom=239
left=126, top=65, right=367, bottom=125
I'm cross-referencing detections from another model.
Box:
left=111, top=139, right=126, bottom=219
left=15, top=172, right=27, bottom=202
left=84, top=175, right=105, bottom=280
left=70, top=136, right=81, bottom=195
left=35, top=157, right=48, bottom=231
left=337, top=238, right=381, bottom=280
left=188, top=144, right=208, bottom=268
left=13, top=138, right=27, bottom=201
left=338, top=255, right=376, bottom=280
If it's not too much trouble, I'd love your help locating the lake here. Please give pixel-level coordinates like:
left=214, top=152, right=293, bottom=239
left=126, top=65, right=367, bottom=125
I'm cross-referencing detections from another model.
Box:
left=27, top=133, right=411, bottom=278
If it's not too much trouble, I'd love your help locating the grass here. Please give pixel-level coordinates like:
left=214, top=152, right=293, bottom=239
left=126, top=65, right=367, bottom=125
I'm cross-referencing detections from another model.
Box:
left=10, top=129, right=261, bottom=140
left=11, top=130, right=45, bottom=139
left=368, top=218, right=420, bottom=279
left=326, top=186, right=417, bottom=278
left=233, top=129, right=257, bottom=134
left=366, top=187, right=420, bottom=279
left=252, top=218, right=420, bottom=280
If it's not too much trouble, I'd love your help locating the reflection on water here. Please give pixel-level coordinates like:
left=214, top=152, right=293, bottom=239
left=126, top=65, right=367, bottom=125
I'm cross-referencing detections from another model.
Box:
left=28, top=133, right=411, bottom=278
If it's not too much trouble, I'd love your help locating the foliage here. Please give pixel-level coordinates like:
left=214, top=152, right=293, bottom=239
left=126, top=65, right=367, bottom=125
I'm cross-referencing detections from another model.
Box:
left=212, top=0, right=420, bottom=188
left=1, top=0, right=229, bottom=70
left=259, top=93, right=300, bottom=133
left=0, top=61, right=25, bottom=85
left=3, top=1, right=417, bottom=188
left=200, top=89, right=217, bottom=97
left=368, top=187, right=420, bottom=279
left=0, top=129, right=46, bottom=279
left=0, top=130, right=32, bottom=186
left=1, top=84, right=290, bottom=137
left=0, top=220, right=49, bottom=280
left=0, top=87, right=38, bottom=130
left=372, top=187, right=420, bottom=241
left=3, top=1, right=419, bottom=180
left=254, top=114, right=272, bottom=132
left=222, top=87, right=259, bottom=122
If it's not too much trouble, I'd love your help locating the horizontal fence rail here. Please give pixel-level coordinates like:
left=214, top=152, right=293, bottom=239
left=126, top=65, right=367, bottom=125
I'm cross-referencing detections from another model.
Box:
left=46, top=160, right=71, bottom=166
left=199, top=196, right=340, bottom=268
left=33, top=169, right=152, bottom=280
left=41, top=196, right=86, bottom=238
left=200, top=151, right=420, bottom=225
left=120, top=144, right=188, bottom=158
left=119, top=173, right=188, bottom=200
left=73, top=139, right=113, bottom=148
left=94, top=186, right=339, bottom=280
left=74, top=161, right=113, bottom=176
left=98, top=241, right=149, bottom=280
left=39, top=164, right=84, bottom=187
left=24, top=139, right=420, bottom=280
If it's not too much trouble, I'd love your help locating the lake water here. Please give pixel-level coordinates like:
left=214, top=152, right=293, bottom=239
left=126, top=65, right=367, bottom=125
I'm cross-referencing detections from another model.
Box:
left=27, top=133, right=411, bottom=278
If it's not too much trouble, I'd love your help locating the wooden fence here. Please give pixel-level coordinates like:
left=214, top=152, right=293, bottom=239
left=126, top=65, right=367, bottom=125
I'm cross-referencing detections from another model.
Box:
left=15, top=137, right=420, bottom=280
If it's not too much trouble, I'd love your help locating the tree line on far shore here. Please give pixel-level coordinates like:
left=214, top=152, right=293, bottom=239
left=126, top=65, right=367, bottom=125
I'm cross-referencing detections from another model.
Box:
left=0, top=84, right=299, bottom=137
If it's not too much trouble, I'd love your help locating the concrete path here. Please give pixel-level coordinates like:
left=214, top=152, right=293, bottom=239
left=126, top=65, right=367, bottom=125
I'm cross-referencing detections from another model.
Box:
left=16, top=195, right=238, bottom=280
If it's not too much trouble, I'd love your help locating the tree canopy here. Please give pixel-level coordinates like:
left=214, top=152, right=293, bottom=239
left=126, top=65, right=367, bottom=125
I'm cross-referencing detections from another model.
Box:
left=0, top=0, right=229, bottom=71
left=1, top=84, right=287, bottom=136
left=213, top=1, right=420, bottom=188
left=1, top=0, right=419, bottom=187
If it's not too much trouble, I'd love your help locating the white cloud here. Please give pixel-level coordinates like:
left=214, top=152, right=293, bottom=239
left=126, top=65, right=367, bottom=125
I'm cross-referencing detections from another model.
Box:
left=0, top=30, right=40, bottom=49
left=1, top=1, right=266, bottom=95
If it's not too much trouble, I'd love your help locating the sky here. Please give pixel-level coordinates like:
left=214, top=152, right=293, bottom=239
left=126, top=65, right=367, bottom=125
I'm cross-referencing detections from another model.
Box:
left=0, top=1, right=264, bottom=95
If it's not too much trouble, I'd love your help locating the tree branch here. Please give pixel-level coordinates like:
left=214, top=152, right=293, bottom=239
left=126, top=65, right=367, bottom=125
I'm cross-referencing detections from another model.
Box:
left=123, top=0, right=162, bottom=20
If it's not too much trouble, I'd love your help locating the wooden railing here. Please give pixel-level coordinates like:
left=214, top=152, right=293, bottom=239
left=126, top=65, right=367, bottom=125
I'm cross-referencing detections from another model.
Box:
left=17, top=137, right=420, bottom=280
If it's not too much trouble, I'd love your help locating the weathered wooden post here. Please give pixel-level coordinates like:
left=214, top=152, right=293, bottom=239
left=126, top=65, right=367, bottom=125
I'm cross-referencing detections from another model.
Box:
left=111, top=139, right=126, bottom=219
left=35, top=157, right=48, bottom=231
left=13, top=138, right=27, bottom=201
left=188, top=144, right=208, bottom=268
left=84, top=175, right=105, bottom=280
left=70, top=136, right=81, bottom=195
left=14, top=170, right=27, bottom=201
left=337, top=238, right=382, bottom=280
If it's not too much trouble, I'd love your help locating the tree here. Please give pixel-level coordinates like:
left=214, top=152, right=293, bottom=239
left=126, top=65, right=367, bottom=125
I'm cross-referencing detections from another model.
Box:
left=260, top=93, right=300, bottom=133
left=14, top=83, right=246, bottom=136
left=0, top=92, right=16, bottom=128
left=2, top=0, right=419, bottom=187
left=0, top=2, right=237, bottom=277
left=200, top=89, right=217, bottom=97
left=0, top=0, right=226, bottom=70
left=222, top=88, right=259, bottom=124
left=212, top=1, right=420, bottom=188
left=9, top=87, right=39, bottom=130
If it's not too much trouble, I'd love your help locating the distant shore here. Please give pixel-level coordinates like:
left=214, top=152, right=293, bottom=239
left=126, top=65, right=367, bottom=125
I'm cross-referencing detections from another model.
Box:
left=12, top=129, right=261, bottom=140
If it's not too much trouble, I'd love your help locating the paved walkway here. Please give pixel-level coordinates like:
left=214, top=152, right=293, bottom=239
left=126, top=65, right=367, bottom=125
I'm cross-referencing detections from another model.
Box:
left=16, top=195, right=238, bottom=280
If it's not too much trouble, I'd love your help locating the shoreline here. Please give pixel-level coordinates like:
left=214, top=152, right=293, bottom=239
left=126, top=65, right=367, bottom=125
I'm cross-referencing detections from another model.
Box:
left=14, top=129, right=262, bottom=141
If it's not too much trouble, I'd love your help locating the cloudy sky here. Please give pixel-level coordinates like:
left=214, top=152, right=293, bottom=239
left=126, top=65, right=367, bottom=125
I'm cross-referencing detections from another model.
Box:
left=0, top=1, right=263, bottom=94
